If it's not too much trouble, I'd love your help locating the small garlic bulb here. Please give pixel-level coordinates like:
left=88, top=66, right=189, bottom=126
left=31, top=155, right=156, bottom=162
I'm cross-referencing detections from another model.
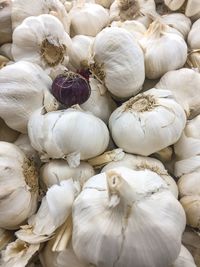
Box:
left=89, top=27, right=145, bottom=99
left=0, top=0, right=12, bottom=45
left=81, top=78, right=117, bottom=124
left=69, top=2, right=109, bottom=37
left=109, top=89, right=186, bottom=156
left=0, top=141, right=38, bottom=229
left=72, top=167, right=186, bottom=267
left=28, top=107, right=110, bottom=167
left=12, top=14, right=72, bottom=74
left=155, top=68, right=200, bottom=119
left=40, top=159, right=95, bottom=189
left=0, top=117, right=19, bottom=142
left=139, top=20, right=187, bottom=79
left=0, top=61, right=58, bottom=133
left=172, top=245, right=197, bottom=267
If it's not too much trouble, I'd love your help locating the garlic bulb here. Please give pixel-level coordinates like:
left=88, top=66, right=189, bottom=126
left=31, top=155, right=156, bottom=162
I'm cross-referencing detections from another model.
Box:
left=16, top=179, right=78, bottom=243
left=164, top=0, right=185, bottom=11
left=0, top=118, right=19, bottom=142
left=139, top=20, right=187, bottom=79
left=69, top=2, right=109, bottom=37
left=0, top=0, right=12, bottom=45
left=12, top=0, right=70, bottom=33
left=0, top=141, right=38, bottom=229
left=28, top=107, right=109, bottom=167
left=40, top=159, right=95, bottom=189
left=0, top=228, right=14, bottom=250
left=101, top=153, right=178, bottom=198
left=0, top=43, right=13, bottom=60
left=81, top=78, right=117, bottom=123
left=89, top=27, right=145, bottom=99
left=0, top=61, right=58, bottom=133
left=0, top=239, right=40, bottom=267
left=188, top=18, right=200, bottom=49
left=109, top=89, right=186, bottom=156
left=12, top=14, right=72, bottom=74
left=172, top=245, right=197, bottom=267
left=72, top=167, right=186, bottom=267
left=155, top=68, right=200, bottom=119
left=185, top=0, right=200, bottom=19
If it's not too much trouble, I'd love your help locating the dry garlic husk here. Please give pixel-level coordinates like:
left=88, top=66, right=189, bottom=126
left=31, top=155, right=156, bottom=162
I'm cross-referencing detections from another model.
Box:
left=0, top=117, right=19, bottom=142
left=0, top=61, right=58, bottom=133
left=72, top=167, right=186, bottom=267
left=161, top=13, right=191, bottom=39
left=0, top=0, right=12, bottom=46
left=69, top=2, right=109, bottom=37
left=101, top=153, right=178, bottom=198
left=40, top=159, right=95, bottom=189
left=89, top=27, right=145, bottom=99
left=0, top=239, right=40, bottom=267
left=12, top=0, right=70, bottom=32
left=16, top=180, right=78, bottom=243
left=139, top=20, right=187, bottom=79
left=109, top=89, right=186, bottom=156
left=81, top=78, right=117, bottom=123
left=28, top=107, right=109, bottom=167
left=164, top=0, right=185, bottom=11
left=12, top=14, right=72, bottom=74
left=188, top=18, right=200, bottom=49
left=110, top=20, right=146, bottom=41
left=172, top=245, right=197, bottom=267
left=0, top=228, right=14, bottom=250
left=0, top=43, right=13, bottom=60
left=155, top=68, right=200, bottom=119
left=0, top=142, right=38, bottom=230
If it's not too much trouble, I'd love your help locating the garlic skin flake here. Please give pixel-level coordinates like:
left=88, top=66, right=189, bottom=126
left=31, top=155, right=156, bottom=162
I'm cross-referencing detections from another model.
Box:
left=28, top=108, right=109, bottom=167
left=72, top=167, right=186, bottom=267
left=12, top=14, right=72, bottom=74
left=0, top=142, right=38, bottom=230
left=109, top=89, right=186, bottom=156
left=89, top=27, right=145, bottom=99
left=172, top=245, right=197, bottom=267
left=0, top=61, right=58, bottom=133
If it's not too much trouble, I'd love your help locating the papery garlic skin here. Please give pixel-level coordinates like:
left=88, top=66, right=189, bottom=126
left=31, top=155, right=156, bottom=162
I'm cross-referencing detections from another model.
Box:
left=0, top=118, right=19, bottom=142
left=0, top=0, right=12, bottom=46
left=109, top=89, right=186, bottom=156
left=89, top=27, right=145, bottom=99
left=155, top=68, right=200, bottom=119
left=12, top=14, right=72, bottom=74
left=172, top=245, right=197, bottom=267
left=72, top=167, right=186, bottom=267
left=28, top=108, right=109, bottom=167
left=0, top=61, right=58, bottom=133
left=0, top=142, right=38, bottom=229
left=139, top=20, right=187, bottom=79
left=40, top=159, right=95, bottom=189
left=69, top=3, right=109, bottom=37
left=81, top=78, right=117, bottom=123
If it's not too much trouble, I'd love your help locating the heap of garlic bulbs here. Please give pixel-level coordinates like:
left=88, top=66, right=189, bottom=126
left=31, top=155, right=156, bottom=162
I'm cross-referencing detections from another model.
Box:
left=1, top=0, right=200, bottom=266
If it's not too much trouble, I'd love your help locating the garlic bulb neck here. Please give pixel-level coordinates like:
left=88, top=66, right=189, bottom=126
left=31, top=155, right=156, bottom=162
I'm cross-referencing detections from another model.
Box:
left=89, top=61, right=105, bottom=82
left=41, top=38, right=66, bottom=67
left=146, top=20, right=167, bottom=38
left=23, top=159, right=38, bottom=194
left=124, top=94, right=156, bottom=112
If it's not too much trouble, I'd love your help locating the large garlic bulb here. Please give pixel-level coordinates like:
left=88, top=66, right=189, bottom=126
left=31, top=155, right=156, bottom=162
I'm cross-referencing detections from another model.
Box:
left=28, top=107, right=109, bottom=167
left=12, top=14, right=72, bottom=74
left=69, top=2, right=109, bottom=37
left=109, top=89, right=186, bottom=156
left=0, top=0, right=12, bottom=46
left=89, top=27, right=145, bottom=99
left=0, top=117, right=19, bottom=142
left=0, top=61, right=58, bottom=133
left=155, top=68, right=200, bottom=119
left=72, top=167, right=186, bottom=267
left=40, top=159, right=95, bottom=189
left=12, top=0, right=70, bottom=32
left=0, top=142, right=38, bottom=229
left=172, top=245, right=197, bottom=267
left=139, top=20, right=187, bottom=79
left=81, top=78, right=117, bottom=124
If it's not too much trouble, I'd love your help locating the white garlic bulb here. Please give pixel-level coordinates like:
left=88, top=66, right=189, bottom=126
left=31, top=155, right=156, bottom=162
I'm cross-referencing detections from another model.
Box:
left=12, top=0, right=70, bottom=33
left=0, top=141, right=38, bottom=229
left=72, top=167, right=186, bottom=267
left=172, top=245, right=197, bottom=267
left=0, top=117, right=19, bottom=142
left=69, top=2, right=109, bottom=37
left=185, top=0, right=200, bottom=19
left=139, top=20, right=187, bottom=79
left=89, top=27, right=145, bottom=99
left=40, top=159, right=95, bottom=189
left=0, top=0, right=12, bottom=46
left=109, top=89, right=186, bottom=156
left=0, top=61, right=58, bottom=133
left=28, top=107, right=109, bottom=167
left=155, top=68, right=200, bottom=119
left=81, top=78, right=117, bottom=124
left=12, top=14, right=72, bottom=74
left=188, top=18, right=200, bottom=49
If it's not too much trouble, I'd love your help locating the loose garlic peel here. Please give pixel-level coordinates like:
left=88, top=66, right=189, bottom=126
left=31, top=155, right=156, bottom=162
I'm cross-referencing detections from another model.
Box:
left=72, top=167, right=186, bottom=267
